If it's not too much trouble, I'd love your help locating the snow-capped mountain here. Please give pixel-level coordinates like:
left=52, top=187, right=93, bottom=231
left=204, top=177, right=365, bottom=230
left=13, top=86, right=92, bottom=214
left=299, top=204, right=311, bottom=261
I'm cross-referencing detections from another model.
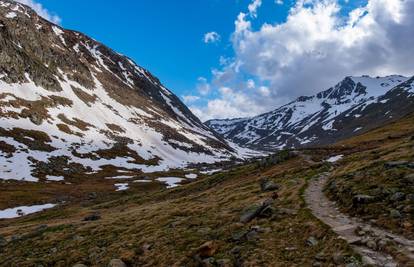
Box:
left=0, top=0, right=242, bottom=182
left=207, top=75, right=414, bottom=150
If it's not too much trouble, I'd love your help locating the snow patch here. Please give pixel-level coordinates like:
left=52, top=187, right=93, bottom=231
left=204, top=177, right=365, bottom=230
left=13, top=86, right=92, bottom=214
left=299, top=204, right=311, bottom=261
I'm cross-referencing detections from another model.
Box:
left=156, top=177, right=184, bottom=188
left=114, top=183, right=129, bottom=191
left=326, top=155, right=343, bottom=163
left=0, top=203, right=56, bottom=219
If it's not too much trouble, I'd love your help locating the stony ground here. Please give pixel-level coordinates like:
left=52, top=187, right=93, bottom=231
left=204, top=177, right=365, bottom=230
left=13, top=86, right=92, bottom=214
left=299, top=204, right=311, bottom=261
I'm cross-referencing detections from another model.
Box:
left=306, top=172, right=414, bottom=266
left=0, top=152, right=357, bottom=266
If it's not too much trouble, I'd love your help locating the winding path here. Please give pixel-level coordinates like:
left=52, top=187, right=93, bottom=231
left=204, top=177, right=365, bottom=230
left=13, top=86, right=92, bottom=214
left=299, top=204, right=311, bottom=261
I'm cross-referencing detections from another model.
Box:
left=305, top=172, right=414, bottom=266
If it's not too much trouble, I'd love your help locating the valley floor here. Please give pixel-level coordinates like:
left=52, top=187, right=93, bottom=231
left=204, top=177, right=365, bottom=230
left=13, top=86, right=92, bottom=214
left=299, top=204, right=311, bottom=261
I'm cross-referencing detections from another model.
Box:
left=0, top=113, right=414, bottom=266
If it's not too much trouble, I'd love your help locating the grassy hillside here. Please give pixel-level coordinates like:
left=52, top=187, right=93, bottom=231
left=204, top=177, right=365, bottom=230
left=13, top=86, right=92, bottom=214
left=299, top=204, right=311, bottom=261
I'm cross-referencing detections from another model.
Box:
left=325, top=113, right=414, bottom=239
left=1, top=113, right=414, bottom=266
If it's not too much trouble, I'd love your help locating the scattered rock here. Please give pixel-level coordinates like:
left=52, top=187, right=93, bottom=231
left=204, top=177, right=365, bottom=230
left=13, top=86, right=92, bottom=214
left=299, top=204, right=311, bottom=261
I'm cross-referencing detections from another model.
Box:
left=278, top=208, right=298, bottom=216
left=231, top=230, right=248, bottom=242
left=384, top=161, right=408, bottom=169
left=240, top=205, right=261, bottom=223
left=377, top=239, right=388, bottom=250
left=202, top=257, right=215, bottom=267
left=306, top=236, right=319, bottom=246
left=239, top=198, right=274, bottom=223
left=403, top=174, right=414, bottom=184
left=366, top=239, right=377, bottom=250
left=332, top=253, right=344, bottom=264
left=72, top=264, right=88, bottom=267
left=245, top=230, right=259, bottom=241
left=0, top=235, right=6, bottom=250
left=216, top=258, right=232, bottom=267
left=314, top=252, right=326, bottom=261
left=108, top=259, right=127, bottom=267
left=390, top=209, right=402, bottom=219
left=35, top=224, right=48, bottom=232
left=361, top=255, right=376, bottom=266
left=406, top=194, right=414, bottom=202
left=29, top=113, right=43, bottom=125
left=87, top=192, right=98, bottom=200
left=403, top=205, right=412, bottom=213
left=260, top=178, right=279, bottom=192
left=197, top=241, right=218, bottom=258
left=142, top=243, right=152, bottom=251
left=389, top=192, right=405, bottom=202
left=11, top=235, right=20, bottom=241
left=83, top=213, right=101, bottom=221
left=230, top=246, right=241, bottom=255
left=352, top=195, right=375, bottom=206
left=402, top=221, right=413, bottom=230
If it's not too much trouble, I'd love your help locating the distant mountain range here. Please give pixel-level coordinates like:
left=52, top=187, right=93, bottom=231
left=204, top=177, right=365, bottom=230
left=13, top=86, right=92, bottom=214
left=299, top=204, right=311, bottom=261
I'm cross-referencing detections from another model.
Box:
left=206, top=75, right=414, bottom=150
left=0, top=0, right=251, bottom=182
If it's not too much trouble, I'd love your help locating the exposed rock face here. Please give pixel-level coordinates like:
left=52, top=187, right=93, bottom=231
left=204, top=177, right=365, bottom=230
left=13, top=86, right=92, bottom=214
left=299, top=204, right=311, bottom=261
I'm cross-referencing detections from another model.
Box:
left=206, top=75, right=414, bottom=150
left=0, top=0, right=239, bottom=182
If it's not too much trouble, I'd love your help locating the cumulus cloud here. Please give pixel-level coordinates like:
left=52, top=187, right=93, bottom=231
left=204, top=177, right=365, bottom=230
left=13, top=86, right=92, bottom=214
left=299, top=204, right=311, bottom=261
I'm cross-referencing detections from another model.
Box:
left=190, top=86, right=265, bottom=121
left=275, top=0, right=283, bottom=5
left=16, top=0, right=61, bottom=24
left=194, top=0, right=414, bottom=120
left=203, top=31, right=221, bottom=44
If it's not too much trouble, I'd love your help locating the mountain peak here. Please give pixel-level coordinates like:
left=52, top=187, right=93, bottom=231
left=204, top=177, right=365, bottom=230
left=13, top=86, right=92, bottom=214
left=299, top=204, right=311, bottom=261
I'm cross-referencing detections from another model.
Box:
left=207, top=75, right=414, bottom=150
left=0, top=1, right=244, bottom=182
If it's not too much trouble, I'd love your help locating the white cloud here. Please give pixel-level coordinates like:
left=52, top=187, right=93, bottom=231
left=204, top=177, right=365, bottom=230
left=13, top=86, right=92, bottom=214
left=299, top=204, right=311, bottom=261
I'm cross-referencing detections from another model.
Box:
left=248, top=0, right=262, bottom=18
left=15, top=0, right=61, bottom=24
left=196, top=77, right=211, bottom=95
left=258, top=86, right=270, bottom=96
left=203, top=31, right=221, bottom=44
left=194, top=0, right=414, bottom=120
left=182, top=95, right=200, bottom=104
left=247, top=79, right=256, bottom=89
left=275, top=0, right=283, bottom=5
left=190, top=86, right=266, bottom=121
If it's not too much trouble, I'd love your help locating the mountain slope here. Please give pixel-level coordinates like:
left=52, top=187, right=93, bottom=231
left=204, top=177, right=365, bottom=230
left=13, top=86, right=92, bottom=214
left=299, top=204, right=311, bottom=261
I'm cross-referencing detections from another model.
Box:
left=0, top=0, right=239, bottom=182
left=206, top=75, right=414, bottom=150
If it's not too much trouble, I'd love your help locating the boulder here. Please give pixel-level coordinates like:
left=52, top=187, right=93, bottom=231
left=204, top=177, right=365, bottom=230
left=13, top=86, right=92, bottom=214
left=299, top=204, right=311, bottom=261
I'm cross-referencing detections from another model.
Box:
left=240, top=205, right=262, bottom=223
left=260, top=178, right=279, bottom=192
left=72, top=264, right=88, bottom=267
left=239, top=198, right=274, bottom=223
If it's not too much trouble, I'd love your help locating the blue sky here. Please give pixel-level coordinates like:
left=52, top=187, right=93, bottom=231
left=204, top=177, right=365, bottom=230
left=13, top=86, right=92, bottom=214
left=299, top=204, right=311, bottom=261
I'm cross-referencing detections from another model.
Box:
left=19, top=0, right=413, bottom=121
left=34, top=0, right=292, bottom=99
